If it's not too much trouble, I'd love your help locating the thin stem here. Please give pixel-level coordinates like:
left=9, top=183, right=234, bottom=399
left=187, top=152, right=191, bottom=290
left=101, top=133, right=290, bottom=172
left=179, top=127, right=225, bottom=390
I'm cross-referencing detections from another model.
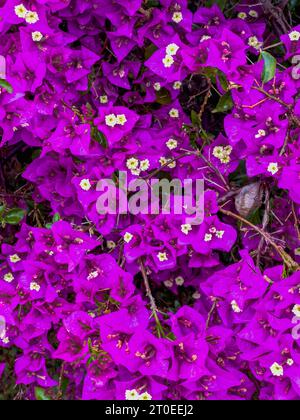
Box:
left=220, top=208, right=299, bottom=271
left=139, top=258, right=165, bottom=337
left=263, top=41, right=283, bottom=50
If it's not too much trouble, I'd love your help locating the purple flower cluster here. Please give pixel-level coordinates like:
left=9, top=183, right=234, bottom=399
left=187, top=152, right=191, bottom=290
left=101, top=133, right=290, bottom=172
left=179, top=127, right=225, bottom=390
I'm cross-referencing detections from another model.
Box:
left=0, top=0, right=300, bottom=400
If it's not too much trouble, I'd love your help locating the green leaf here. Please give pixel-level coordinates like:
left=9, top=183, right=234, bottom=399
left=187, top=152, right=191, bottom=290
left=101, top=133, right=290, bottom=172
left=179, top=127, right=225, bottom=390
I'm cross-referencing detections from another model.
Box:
left=4, top=208, right=26, bottom=225
left=91, top=126, right=108, bottom=148
left=155, top=88, right=171, bottom=105
left=261, top=51, right=277, bottom=83
left=204, top=0, right=226, bottom=10
left=0, top=78, right=13, bottom=93
left=53, top=213, right=60, bottom=222
left=217, top=70, right=229, bottom=91
left=0, top=205, right=6, bottom=217
left=201, top=66, right=218, bottom=84
left=166, top=332, right=177, bottom=342
left=212, top=91, right=233, bottom=113
left=191, top=110, right=200, bottom=126
left=34, top=387, right=51, bottom=401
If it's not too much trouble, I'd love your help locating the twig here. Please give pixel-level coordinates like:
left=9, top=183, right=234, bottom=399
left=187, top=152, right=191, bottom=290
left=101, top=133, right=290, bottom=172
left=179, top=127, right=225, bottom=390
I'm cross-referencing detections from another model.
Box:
left=252, top=86, right=300, bottom=128
left=206, top=297, right=218, bottom=329
left=220, top=208, right=300, bottom=272
left=256, top=186, right=270, bottom=267
left=292, top=202, right=300, bottom=241
left=139, top=258, right=165, bottom=338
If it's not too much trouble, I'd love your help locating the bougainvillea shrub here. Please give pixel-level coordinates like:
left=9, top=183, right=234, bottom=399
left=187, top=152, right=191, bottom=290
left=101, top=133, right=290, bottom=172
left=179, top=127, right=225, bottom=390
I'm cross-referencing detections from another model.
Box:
left=1, top=0, right=300, bottom=401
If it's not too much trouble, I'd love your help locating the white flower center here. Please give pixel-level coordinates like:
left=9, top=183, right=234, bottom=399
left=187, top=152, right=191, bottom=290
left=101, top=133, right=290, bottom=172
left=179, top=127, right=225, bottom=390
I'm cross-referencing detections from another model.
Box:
left=32, top=31, right=43, bottom=42
left=4, top=273, right=14, bottom=283
left=270, top=362, right=284, bottom=377
left=157, top=252, right=168, bottom=262
left=79, top=179, right=92, bottom=191
left=30, top=281, right=41, bottom=292
left=124, top=232, right=133, bottom=243
left=267, top=162, right=279, bottom=175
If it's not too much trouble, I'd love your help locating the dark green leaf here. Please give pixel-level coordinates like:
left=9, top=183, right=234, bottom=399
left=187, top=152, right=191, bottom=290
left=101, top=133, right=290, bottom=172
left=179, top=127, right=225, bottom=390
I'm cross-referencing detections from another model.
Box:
left=261, top=51, right=277, bottom=83
left=0, top=205, right=6, bottom=217
left=204, top=0, right=226, bottom=10
left=191, top=110, right=200, bottom=126
left=155, top=87, right=171, bottom=105
left=166, top=332, right=177, bottom=341
left=0, top=78, right=13, bottom=93
left=4, top=208, right=26, bottom=225
left=212, top=91, right=233, bottom=113
left=217, top=70, right=229, bottom=91
left=91, top=126, right=108, bottom=148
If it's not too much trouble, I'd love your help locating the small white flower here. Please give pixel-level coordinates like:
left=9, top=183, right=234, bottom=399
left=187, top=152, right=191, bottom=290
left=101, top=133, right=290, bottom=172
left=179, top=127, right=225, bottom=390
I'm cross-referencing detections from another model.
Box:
left=192, top=291, right=201, bottom=300
left=4, top=273, right=14, bottom=283
left=255, top=129, right=266, bottom=139
left=249, top=10, right=258, bottom=18
left=131, top=168, right=141, bottom=176
left=139, top=392, right=152, bottom=400
left=14, top=3, right=27, bottom=18
left=30, top=281, right=41, bottom=292
left=267, top=162, right=279, bottom=175
left=175, top=276, right=185, bottom=286
left=231, top=300, right=242, bottom=313
left=125, top=389, right=139, bottom=400
left=9, top=254, right=21, bottom=263
left=140, top=159, right=150, bottom=171
left=105, top=114, right=118, bottom=127
left=204, top=233, right=212, bottom=242
left=237, top=12, right=247, bottom=20
left=162, top=55, right=174, bottom=68
left=220, top=155, right=230, bottom=164
left=126, top=157, right=139, bottom=170
left=79, top=179, right=91, bottom=191
left=166, top=138, right=178, bottom=150
left=157, top=252, right=168, bottom=262
left=292, top=304, right=300, bottom=317
left=248, top=36, right=262, bottom=49
left=124, top=232, right=133, bottom=243
left=213, top=146, right=224, bottom=158
left=172, top=12, right=183, bottom=23
left=209, top=227, right=217, bottom=234
left=2, top=337, right=9, bottom=344
left=153, top=82, right=161, bottom=91
left=289, top=30, right=300, bottom=42
left=168, top=160, right=176, bottom=169
left=116, top=114, right=127, bottom=126
left=25, top=11, right=39, bottom=24
left=159, top=156, right=168, bottom=166
left=32, top=31, right=43, bottom=42
left=173, top=81, right=182, bottom=90
left=169, top=108, right=179, bottom=118
left=107, top=240, right=116, bottom=250
left=164, top=280, right=173, bottom=288
left=100, top=95, right=108, bottom=104
left=213, top=145, right=232, bottom=163
left=270, top=362, right=284, bottom=377
left=287, top=358, right=294, bottom=366
left=216, top=230, right=225, bottom=239
left=181, top=223, right=192, bottom=235
left=166, top=43, right=180, bottom=56
left=224, top=145, right=233, bottom=155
